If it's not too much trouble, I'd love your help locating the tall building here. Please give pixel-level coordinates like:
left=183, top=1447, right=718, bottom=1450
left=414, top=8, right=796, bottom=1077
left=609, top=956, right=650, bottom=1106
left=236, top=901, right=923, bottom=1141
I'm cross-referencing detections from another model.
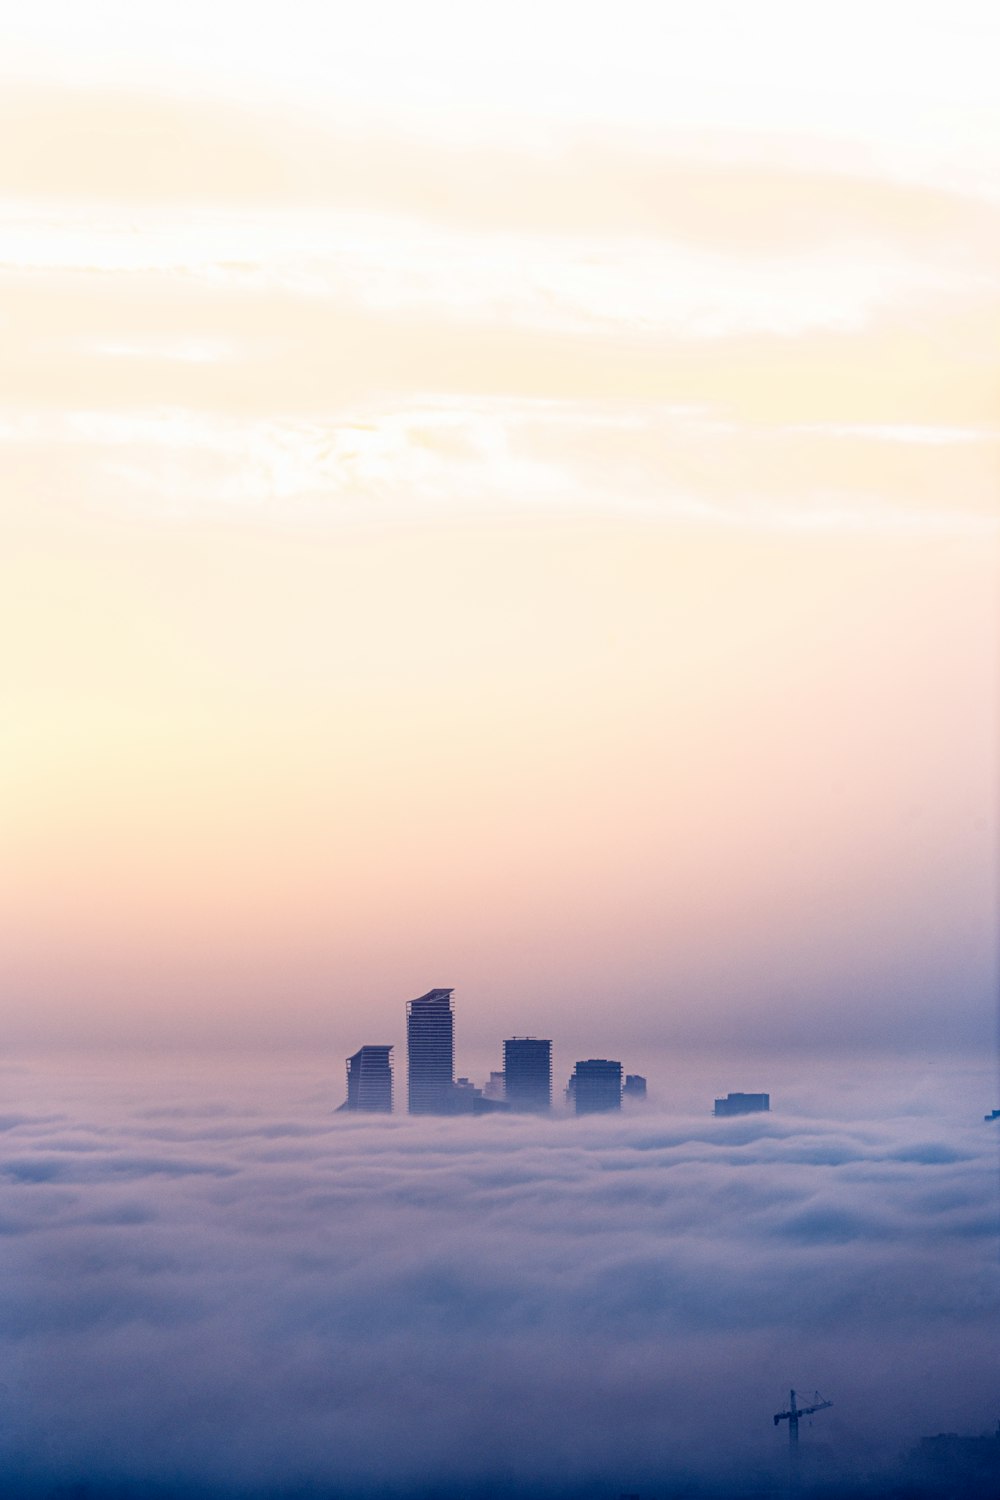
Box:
left=341, top=1045, right=393, bottom=1113
left=714, top=1091, right=769, bottom=1117
left=571, top=1059, right=622, bottom=1115
left=503, top=1037, right=552, bottom=1113
left=623, top=1073, right=647, bottom=1103
left=406, top=987, right=455, bottom=1114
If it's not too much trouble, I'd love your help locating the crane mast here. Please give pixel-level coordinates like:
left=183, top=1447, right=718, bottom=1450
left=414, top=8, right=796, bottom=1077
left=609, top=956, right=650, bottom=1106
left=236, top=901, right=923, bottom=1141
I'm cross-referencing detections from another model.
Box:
left=773, top=1387, right=832, bottom=1492
left=774, top=1388, right=833, bottom=1448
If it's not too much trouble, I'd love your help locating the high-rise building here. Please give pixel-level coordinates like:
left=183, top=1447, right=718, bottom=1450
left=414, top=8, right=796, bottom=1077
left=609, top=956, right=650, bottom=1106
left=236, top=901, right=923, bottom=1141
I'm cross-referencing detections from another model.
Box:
left=503, top=1037, right=552, bottom=1113
left=713, top=1091, right=769, bottom=1117
left=406, top=987, right=455, bottom=1114
left=570, top=1059, right=622, bottom=1114
left=623, top=1073, right=647, bottom=1103
left=341, top=1045, right=393, bottom=1113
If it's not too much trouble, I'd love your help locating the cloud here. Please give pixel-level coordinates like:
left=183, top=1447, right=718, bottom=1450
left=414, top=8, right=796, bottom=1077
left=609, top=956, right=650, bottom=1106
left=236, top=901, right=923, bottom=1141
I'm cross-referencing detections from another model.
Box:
left=2, top=83, right=999, bottom=242
left=0, top=1059, right=996, bottom=1496
left=2, top=397, right=997, bottom=535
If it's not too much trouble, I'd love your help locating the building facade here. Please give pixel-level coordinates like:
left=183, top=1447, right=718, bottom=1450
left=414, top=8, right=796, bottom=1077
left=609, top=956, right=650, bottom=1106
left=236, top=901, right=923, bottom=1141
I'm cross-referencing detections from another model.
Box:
left=713, top=1091, right=769, bottom=1117
left=342, top=1045, right=393, bottom=1113
left=503, top=1037, right=552, bottom=1113
left=482, top=1071, right=506, bottom=1101
left=571, top=1058, right=622, bottom=1114
left=406, top=987, right=455, bottom=1114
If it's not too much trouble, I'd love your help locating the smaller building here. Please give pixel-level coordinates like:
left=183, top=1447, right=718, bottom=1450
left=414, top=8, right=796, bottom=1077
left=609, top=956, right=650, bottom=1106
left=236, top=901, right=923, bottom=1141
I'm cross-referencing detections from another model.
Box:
left=482, top=1071, right=506, bottom=1101
left=503, top=1037, right=552, bottom=1114
left=474, top=1094, right=510, bottom=1114
left=445, top=1077, right=481, bottom=1114
left=443, top=1079, right=509, bottom=1115
left=340, top=1045, right=393, bottom=1113
left=908, top=1425, right=1000, bottom=1492
left=714, top=1091, right=769, bottom=1117
left=623, top=1073, right=647, bottom=1103
left=571, top=1059, right=622, bottom=1115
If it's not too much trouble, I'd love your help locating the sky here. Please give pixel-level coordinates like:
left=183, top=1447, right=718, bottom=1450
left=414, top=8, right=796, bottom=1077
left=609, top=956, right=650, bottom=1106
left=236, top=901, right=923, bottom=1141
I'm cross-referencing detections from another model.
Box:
left=2, top=2, right=998, bottom=1066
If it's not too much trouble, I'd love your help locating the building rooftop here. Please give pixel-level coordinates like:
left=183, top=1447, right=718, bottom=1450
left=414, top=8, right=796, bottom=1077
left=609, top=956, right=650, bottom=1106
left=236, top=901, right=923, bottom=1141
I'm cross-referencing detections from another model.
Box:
left=408, top=988, right=454, bottom=1005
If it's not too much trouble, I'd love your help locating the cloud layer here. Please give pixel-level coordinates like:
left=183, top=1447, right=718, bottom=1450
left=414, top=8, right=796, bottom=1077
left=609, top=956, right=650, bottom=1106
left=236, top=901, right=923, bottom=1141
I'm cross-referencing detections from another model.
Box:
left=1, top=1055, right=996, bottom=1496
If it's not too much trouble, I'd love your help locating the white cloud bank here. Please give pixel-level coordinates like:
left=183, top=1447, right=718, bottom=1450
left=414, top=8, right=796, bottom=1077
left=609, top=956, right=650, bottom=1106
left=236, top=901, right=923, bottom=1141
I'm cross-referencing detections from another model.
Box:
left=0, top=1055, right=996, bottom=1497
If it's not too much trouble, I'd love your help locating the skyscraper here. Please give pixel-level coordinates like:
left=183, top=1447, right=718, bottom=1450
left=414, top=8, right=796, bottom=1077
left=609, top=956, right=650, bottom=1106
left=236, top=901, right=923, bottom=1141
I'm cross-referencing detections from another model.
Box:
left=623, top=1073, right=647, bottom=1103
left=503, top=1037, right=552, bottom=1113
left=341, top=1045, right=393, bottom=1113
left=570, top=1059, right=622, bottom=1114
left=406, top=987, right=455, bottom=1114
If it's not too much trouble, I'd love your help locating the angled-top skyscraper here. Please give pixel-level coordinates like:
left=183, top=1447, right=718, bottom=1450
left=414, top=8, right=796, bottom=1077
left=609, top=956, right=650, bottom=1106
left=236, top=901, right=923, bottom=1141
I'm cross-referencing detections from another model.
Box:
left=341, top=1045, right=393, bottom=1113
left=503, top=1037, right=552, bottom=1113
left=406, top=988, right=455, bottom=1114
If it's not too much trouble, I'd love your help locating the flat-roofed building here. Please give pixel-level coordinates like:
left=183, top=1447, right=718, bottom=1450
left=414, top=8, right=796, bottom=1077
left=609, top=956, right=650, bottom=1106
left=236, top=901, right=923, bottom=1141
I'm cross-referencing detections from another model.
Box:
left=570, top=1059, right=622, bottom=1115
left=503, top=1037, right=552, bottom=1113
left=714, top=1091, right=770, bottom=1117
left=341, top=1045, right=393, bottom=1113
left=406, top=987, right=455, bottom=1114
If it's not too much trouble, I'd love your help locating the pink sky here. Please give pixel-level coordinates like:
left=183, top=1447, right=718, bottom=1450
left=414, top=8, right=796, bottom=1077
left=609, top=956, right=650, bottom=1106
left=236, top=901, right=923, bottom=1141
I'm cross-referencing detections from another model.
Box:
left=2, top=1, right=997, bottom=1056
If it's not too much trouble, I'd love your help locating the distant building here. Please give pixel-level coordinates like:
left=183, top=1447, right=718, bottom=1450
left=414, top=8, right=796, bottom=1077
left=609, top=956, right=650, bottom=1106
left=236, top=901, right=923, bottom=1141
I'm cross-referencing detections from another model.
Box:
left=339, top=1045, right=393, bottom=1113
left=482, top=1071, right=506, bottom=1101
left=714, top=1091, right=769, bottom=1117
left=571, top=1059, right=622, bottom=1114
left=623, top=1073, right=647, bottom=1103
left=443, top=1078, right=509, bottom=1115
left=473, top=1094, right=510, bottom=1114
left=503, top=1037, right=552, bottom=1113
left=985, top=1108, right=1000, bottom=1122
left=407, top=988, right=455, bottom=1114
left=908, top=1425, right=1000, bottom=1491
left=446, top=1077, right=480, bottom=1114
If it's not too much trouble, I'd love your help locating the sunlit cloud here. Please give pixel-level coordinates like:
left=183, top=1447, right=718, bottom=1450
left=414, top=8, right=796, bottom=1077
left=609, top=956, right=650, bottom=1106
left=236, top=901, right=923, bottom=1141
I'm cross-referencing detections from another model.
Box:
left=1, top=400, right=995, bottom=535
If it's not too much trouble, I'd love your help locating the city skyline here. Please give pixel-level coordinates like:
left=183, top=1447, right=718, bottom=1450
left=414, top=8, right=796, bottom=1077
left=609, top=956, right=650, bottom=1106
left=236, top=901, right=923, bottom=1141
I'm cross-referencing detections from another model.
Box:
left=346, top=991, right=663, bottom=1115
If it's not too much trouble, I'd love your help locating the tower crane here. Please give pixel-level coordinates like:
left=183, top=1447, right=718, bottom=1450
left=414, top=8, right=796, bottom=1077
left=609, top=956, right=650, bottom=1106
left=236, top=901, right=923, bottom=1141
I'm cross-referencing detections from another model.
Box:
left=773, top=1389, right=832, bottom=1452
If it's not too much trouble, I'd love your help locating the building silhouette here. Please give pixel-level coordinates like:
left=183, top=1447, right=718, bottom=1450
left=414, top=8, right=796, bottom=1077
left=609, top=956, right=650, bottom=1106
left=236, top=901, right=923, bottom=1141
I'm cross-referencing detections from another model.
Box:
left=623, top=1073, right=647, bottom=1102
left=503, top=1037, right=552, bottom=1113
left=446, top=1076, right=480, bottom=1113
left=406, top=987, right=455, bottom=1114
left=571, top=1059, right=622, bottom=1114
left=714, top=1091, right=769, bottom=1117
left=482, top=1070, right=506, bottom=1101
left=341, top=1045, right=393, bottom=1113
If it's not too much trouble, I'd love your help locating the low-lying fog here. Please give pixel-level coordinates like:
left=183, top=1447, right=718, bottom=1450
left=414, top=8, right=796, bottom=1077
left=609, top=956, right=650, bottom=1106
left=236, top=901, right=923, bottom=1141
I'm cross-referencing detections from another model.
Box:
left=1, top=1049, right=996, bottom=1497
